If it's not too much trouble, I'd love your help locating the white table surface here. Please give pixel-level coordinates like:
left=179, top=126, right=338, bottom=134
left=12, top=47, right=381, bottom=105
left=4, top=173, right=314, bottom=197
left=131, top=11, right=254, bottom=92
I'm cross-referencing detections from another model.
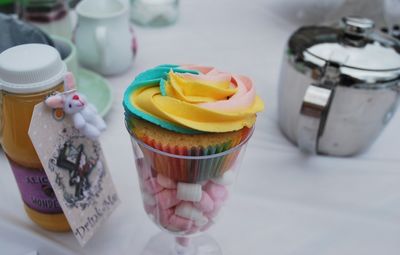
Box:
left=1, top=0, right=400, bottom=254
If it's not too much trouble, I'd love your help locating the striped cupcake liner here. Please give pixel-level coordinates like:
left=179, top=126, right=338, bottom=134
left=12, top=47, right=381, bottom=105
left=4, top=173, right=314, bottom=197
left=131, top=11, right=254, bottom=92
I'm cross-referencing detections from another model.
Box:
left=133, top=128, right=250, bottom=183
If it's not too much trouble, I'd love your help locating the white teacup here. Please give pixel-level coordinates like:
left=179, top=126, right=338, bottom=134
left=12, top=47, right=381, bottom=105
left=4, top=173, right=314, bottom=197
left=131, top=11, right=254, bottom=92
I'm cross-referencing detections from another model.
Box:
left=75, top=0, right=134, bottom=76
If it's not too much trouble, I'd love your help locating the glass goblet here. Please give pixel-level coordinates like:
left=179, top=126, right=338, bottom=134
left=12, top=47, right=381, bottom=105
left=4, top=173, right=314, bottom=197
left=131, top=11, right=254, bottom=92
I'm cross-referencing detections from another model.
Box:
left=128, top=125, right=253, bottom=255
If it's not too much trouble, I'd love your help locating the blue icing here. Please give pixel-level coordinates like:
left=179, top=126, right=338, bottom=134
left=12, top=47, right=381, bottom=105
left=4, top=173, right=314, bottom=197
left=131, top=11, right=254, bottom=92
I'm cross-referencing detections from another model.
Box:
left=123, top=65, right=203, bottom=134
left=156, top=64, right=179, bottom=68
left=159, top=79, right=167, bottom=96
left=134, top=66, right=198, bottom=84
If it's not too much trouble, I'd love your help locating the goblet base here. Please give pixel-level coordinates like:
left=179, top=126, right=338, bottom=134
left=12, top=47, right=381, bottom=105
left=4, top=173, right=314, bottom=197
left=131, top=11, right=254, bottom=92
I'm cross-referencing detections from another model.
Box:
left=141, top=232, right=222, bottom=255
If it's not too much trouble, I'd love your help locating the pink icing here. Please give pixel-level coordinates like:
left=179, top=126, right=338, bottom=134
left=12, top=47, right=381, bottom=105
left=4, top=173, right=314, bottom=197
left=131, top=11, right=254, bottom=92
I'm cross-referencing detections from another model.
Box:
left=199, top=74, right=256, bottom=111
left=180, top=65, right=257, bottom=111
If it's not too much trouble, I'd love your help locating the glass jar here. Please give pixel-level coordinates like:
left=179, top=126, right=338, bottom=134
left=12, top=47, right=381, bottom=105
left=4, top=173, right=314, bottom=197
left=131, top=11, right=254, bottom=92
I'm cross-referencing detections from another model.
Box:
left=130, top=0, right=179, bottom=27
left=16, top=0, right=72, bottom=39
left=0, top=44, right=70, bottom=231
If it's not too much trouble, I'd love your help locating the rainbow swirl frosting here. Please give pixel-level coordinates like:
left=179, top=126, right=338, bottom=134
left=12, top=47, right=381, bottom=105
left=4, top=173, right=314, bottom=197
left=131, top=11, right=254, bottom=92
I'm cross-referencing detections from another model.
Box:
left=123, top=64, right=264, bottom=134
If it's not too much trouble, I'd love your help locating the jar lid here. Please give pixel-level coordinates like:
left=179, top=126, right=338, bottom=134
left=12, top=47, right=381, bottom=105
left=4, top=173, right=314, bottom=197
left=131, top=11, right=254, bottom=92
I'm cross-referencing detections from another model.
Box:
left=0, top=44, right=66, bottom=94
left=288, top=17, right=400, bottom=71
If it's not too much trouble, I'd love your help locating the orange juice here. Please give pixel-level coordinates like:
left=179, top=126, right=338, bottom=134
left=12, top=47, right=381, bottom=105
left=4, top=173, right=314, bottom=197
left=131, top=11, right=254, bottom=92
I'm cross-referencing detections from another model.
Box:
left=0, top=44, right=70, bottom=231
left=8, top=158, right=70, bottom=232
left=2, top=84, right=64, bottom=168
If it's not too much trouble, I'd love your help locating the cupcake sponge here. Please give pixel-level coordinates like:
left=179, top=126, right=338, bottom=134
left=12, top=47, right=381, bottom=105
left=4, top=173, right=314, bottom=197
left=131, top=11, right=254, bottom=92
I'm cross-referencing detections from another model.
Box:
left=126, top=116, right=250, bottom=182
left=127, top=116, right=245, bottom=155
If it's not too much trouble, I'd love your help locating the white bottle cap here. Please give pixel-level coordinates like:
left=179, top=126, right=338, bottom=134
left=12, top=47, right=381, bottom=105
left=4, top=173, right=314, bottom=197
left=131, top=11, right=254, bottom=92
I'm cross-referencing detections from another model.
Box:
left=0, top=44, right=66, bottom=94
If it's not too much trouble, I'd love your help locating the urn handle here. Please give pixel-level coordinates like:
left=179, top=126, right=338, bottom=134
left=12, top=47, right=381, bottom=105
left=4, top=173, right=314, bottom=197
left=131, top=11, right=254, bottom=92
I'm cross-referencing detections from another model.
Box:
left=296, top=84, right=334, bottom=153
left=297, top=48, right=348, bottom=154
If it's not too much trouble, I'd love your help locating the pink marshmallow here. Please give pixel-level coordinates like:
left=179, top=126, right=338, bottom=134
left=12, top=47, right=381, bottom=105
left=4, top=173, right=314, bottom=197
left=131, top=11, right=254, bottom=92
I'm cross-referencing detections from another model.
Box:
left=185, top=225, right=201, bottom=235
left=205, top=199, right=224, bottom=219
left=204, top=182, right=228, bottom=202
left=157, top=174, right=177, bottom=189
left=144, top=204, right=155, bottom=215
left=168, top=215, right=194, bottom=232
left=156, top=208, right=174, bottom=227
left=143, top=178, right=164, bottom=195
left=155, top=190, right=180, bottom=209
left=193, top=191, right=214, bottom=213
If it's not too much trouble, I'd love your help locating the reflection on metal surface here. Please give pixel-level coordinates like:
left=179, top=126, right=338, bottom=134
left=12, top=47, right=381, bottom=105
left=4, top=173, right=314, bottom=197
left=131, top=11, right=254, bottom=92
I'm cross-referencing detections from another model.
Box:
left=278, top=16, right=400, bottom=156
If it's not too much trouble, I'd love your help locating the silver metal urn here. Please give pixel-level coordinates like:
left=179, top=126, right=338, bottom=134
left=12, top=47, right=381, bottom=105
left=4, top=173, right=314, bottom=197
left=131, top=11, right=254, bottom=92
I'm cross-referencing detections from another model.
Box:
left=278, top=17, right=400, bottom=156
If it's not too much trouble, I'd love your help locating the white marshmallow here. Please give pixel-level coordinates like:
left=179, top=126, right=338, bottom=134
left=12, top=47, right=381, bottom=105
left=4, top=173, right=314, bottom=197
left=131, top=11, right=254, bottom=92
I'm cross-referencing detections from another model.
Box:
left=211, top=170, right=235, bottom=185
left=148, top=213, right=155, bottom=222
left=195, top=215, right=209, bottom=227
left=142, top=192, right=156, bottom=206
left=175, top=202, right=207, bottom=227
left=177, top=182, right=202, bottom=202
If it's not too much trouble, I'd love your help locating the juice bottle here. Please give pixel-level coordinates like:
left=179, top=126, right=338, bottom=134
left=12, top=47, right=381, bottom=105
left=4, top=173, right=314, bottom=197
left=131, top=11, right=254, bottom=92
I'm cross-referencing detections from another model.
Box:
left=0, top=44, right=70, bottom=231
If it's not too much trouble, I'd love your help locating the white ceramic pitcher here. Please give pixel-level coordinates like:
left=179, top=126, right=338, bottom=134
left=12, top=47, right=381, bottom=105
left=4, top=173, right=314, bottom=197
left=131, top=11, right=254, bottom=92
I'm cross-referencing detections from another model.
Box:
left=75, top=0, right=134, bottom=76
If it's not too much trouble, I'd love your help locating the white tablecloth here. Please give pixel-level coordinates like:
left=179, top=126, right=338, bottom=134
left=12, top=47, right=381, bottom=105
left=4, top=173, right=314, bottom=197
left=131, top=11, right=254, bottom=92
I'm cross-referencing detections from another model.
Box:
left=1, top=1, right=400, bottom=254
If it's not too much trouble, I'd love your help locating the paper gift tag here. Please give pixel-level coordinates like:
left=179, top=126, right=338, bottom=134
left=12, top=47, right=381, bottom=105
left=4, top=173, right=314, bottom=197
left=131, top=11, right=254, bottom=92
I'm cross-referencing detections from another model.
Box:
left=28, top=102, right=120, bottom=246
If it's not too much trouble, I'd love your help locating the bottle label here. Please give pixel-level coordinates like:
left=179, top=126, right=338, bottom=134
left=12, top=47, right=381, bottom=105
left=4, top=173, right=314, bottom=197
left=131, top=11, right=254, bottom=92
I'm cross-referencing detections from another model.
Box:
left=8, top=159, right=63, bottom=214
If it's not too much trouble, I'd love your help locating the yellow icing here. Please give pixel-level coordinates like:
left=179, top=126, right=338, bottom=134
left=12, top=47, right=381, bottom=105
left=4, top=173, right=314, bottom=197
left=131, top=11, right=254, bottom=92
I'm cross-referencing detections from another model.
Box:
left=129, top=69, right=264, bottom=132
left=165, top=71, right=236, bottom=103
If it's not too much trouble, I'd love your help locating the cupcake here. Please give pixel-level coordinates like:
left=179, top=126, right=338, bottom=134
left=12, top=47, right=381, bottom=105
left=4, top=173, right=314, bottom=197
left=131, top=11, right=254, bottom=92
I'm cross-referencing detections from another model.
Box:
left=124, top=64, right=264, bottom=182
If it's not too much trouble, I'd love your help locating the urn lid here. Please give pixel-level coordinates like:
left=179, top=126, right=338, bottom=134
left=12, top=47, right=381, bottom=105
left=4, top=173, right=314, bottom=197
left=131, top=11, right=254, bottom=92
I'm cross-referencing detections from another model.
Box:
left=288, top=17, right=400, bottom=72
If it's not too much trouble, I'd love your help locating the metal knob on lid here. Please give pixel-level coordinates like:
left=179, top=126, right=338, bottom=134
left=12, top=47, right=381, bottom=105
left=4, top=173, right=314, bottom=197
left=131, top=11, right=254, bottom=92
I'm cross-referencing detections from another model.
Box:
left=342, top=16, right=375, bottom=37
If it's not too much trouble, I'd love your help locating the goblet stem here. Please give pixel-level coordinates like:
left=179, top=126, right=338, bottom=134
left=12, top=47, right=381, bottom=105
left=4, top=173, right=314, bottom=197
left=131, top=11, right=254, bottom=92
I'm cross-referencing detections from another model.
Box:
left=174, top=237, right=192, bottom=255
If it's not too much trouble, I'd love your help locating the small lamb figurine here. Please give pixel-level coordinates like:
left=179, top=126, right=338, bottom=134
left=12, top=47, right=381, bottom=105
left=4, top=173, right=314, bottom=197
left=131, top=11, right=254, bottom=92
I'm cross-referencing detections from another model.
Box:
left=45, top=72, right=107, bottom=140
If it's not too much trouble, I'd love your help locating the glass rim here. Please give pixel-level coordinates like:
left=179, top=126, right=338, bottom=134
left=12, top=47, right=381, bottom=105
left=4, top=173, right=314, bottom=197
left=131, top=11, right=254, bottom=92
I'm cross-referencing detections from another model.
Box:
left=126, top=123, right=254, bottom=160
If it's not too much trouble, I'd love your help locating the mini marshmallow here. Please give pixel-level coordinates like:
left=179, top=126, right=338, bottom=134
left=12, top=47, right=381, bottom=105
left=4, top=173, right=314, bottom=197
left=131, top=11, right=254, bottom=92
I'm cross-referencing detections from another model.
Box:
left=177, top=182, right=202, bottom=202
left=175, top=202, right=203, bottom=219
left=165, top=225, right=181, bottom=233
left=204, top=182, right=228, bottom=201
left=156, top=208, right=174, bottom=227
left=168, top=215, right=194, bottom=231
left=155, top=189, right=180, bottom=209
left=157, top=174, right=177, bottom=189
left=195, top=215, right=208, bottom=227
left=211, top=170, right=235, bottom=185
left=142, top=192, right=156, bottom=206
left=185, top=225, right=201, bottom=235
left=144, top=204, right=155, bottom=215
left=143, top=178, right=165, bottom=195
left=175, top=202, right=207, bottom=227
left=205, top=199, right=224, bottom=219
left=193, top=191, right=214, bottom=213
